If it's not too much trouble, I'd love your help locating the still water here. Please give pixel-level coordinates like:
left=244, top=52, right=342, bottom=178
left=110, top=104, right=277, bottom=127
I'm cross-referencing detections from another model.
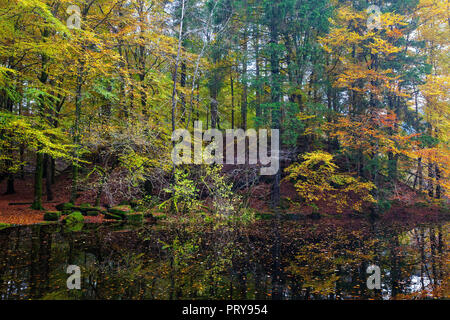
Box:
left=0, top=217, right=448, bottom=300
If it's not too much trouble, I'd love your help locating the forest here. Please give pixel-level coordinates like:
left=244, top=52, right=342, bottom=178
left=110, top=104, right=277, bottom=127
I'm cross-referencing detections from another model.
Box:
left=0, top=0, right=448, bottom=301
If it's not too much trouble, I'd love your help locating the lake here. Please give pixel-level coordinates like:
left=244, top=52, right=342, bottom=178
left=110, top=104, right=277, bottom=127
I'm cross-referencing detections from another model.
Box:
left=0, top=216, right=448, bottom=300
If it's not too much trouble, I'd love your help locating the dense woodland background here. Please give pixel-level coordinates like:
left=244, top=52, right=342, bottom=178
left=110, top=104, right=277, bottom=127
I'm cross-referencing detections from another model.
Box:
left=0, top=0, right=448, bottom=216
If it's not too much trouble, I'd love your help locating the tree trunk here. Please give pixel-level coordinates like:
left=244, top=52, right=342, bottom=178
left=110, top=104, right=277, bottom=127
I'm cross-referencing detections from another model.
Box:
left=45, top=155, right=53, bottom=201
left=428, top=160, right=434, bottom=198
left=210, top=90, right=218, bottom=129
left=171, top=0, right=185, bottom=141
left=51, top=157, right=56, bottom=185
left=31, top=151, right=44, bottom=210
left=70, top=65, right=84, bottom=204
left=230, top=70, right=235, bottom=129
left=254, top=24, right=262, bottom=129
left=269, top=1, right=281, bottom=209
left=180, top=61, right=187, bottom=124
left=435, top=164, right=441, bottom=199
left=5, top=173, right=15, bottom=195
left=241, top=27, right=248, bottom=130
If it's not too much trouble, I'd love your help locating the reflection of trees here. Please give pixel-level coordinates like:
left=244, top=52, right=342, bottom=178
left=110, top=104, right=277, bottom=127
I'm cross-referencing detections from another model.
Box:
left=0, top=225, right=54, bottom=299
left=392, top=224, right=448, bottom=299
left=0, top=221, right=447, bottom=300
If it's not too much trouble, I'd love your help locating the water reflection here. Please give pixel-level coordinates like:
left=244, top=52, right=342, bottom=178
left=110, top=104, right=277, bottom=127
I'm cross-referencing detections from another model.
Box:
left=0, top=219, right=448, bottom=300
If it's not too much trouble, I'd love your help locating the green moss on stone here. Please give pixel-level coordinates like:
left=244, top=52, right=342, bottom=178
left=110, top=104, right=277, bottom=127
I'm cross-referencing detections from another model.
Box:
left=55, top=203, right=74, bottom=211
left=0, top=223, right=13, bottom=231
left=127, top=212, right=143, bottom=223
left=63, top=212, right=84, bottom=224
left=44, top=211, right=62, bottom=221
left=104, top=212, right=123, bottom=220
left=108, top=205, right=133, bottom=217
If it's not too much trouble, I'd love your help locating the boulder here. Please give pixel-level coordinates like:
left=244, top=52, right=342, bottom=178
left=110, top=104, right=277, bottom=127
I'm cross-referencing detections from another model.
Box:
left=63, top=212, right=84, bottom=224
left=77, top=203, right=94, bottom=213
left=108, top=205, right=133, bottom=218
left=127, top=212, right=143, bottom=223
left=0, top=223, right=13, bottom=231
left=55, top=203, right=74, bottom=212
left=44, top=211, right=62, bottom=221
left=86, top=211, right=99, bottom=217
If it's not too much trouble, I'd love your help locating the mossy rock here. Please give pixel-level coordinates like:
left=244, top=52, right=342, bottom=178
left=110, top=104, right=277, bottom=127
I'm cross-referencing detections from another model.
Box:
left=44, top=211, right=62, bottom=222
left=77, top=203, right=94, bottom=213
left=127, top=212, right=143, bottom=223
left=55, top=203, right=74, bottom=211
left=104, top=212, right=123, bottom=220
left=85, top=211, right=99, bottom=217
left=80, top=203, right=92, bottom=207
left=108, top=205, right=133, bottom=217
left=0, top=223, right=13, bottom=231
left=63, top=212, right=84, bottom=225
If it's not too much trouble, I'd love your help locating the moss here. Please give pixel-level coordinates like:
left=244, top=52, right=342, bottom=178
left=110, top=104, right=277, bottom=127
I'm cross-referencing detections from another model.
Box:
left=104, top=212, right=123, bottom=220
left=108, top=205, right=133, bottom=217
left=0, top=223, right=13, bottom=231
left=63, top=212, right=84, bottom=225
left=55, top=203, right=74, bottom=211
left=77, top=203, right=93, bottom=213
left=80, top=203, right=92, bottom=207
left=44, top=211, right=62, bottom=221
left=86, top=211, right=99, bottom=217
left=127, top=212, right=143, bottom=223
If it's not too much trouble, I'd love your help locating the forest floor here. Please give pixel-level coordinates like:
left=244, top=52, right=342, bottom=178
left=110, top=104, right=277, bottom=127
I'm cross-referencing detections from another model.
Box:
left=0, top=173, right=447, bottom=226
left=0, top=174, right=104, bottom=225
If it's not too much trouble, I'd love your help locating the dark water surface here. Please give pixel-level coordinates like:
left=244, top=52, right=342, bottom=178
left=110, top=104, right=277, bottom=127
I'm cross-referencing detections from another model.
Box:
left=0, top=217, right=448, bottom=300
